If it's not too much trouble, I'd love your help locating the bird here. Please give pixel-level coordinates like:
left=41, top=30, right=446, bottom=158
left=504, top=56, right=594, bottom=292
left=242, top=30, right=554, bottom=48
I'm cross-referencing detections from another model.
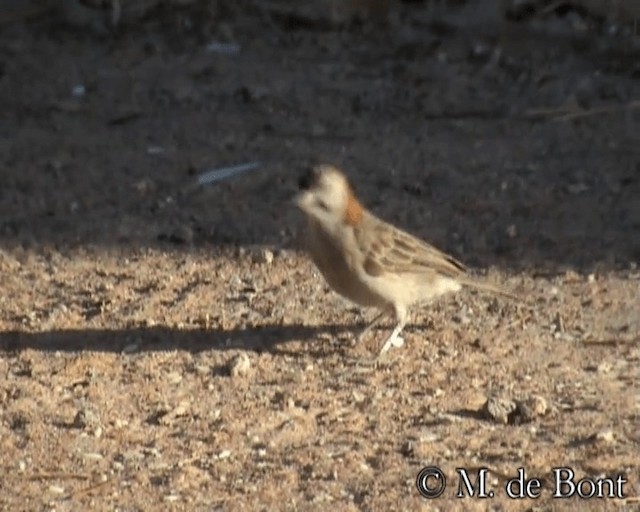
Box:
left=294, top=163, right=516, bottom=356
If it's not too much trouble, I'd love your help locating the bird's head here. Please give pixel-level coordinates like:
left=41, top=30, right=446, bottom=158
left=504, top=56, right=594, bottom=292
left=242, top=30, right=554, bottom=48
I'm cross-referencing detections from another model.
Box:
left=295, top=164, right=363, bottom=227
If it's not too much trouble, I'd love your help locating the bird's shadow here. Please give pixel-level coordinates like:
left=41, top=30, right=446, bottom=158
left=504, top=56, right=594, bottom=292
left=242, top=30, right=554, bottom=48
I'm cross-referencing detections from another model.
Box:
left=0, top=323, right=358, bottom=355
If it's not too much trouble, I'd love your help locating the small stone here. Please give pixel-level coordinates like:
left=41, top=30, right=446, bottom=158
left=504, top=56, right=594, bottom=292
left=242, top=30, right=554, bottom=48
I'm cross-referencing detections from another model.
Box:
left=133, top=178, right=156, bottom=196
left=483, top=395, right=517, bottom=424
left=83, top=452, right=104, bottom=461
left=113, top=418, right=129, bottom=429
left=564, top=270, right=581, bottom=283
left=170, top=225, right=194, bottom=245
left=71, top=84, right=86, bottom=97
left=122, top=339, right=141, bottom=353
left=147, top=146, right=165, bottom=155
left=158, top=400, right=191, bottom=426
left=470, top=40, right=492, bottom=60
left=594, top=429, right=615, bottom=444
left=351, top=391, right=366, bottom=403
left=228, top=353, right=251, bottom=378
left=551, top=312, right=564, bottom=333
left=421, top=431, right=440, bottom=443
left=194, top=364, right=211, bottom=375
left=400, top=440, right=413, bottom=456
left=453, top=312, right=471, bottom=325
left=218, top=449, right=232, bottom=460
left=73, top=407, right=101, bottom=430
left=251, top=248, right=274, bottom=265
left=143, top=318, right=157, bottom=328
left=514, top=395, right=548, bottom=421
left=566, top=182, right=589, bottom=195
left=311, top=124, right=327, bottom=137
left=166, top=371, right=183, bottom=385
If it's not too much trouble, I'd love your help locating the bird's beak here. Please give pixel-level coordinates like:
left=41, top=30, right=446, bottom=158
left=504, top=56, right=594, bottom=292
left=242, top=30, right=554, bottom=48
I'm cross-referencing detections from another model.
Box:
left=293, top=191, right=307, bottom=210
left=298, top=168, right=315, bottom=191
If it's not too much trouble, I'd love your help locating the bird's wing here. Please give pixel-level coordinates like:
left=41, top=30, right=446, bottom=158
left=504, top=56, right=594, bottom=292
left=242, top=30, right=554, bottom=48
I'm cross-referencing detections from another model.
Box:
left=355, top=218, right=467, bottom=280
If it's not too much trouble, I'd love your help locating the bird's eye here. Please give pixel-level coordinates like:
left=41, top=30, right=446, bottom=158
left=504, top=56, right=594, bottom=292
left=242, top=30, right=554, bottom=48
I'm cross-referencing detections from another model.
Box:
left=316, top=198, right=330, bottom=211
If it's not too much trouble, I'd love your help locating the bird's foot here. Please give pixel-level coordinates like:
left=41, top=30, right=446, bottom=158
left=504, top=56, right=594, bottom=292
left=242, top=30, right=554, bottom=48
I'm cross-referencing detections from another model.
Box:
left=379, top=334, right=404, bottom=356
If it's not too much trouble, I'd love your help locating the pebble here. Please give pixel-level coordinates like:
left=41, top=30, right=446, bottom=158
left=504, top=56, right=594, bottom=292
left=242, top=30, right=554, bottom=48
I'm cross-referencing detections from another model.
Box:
left=514, top=395, right=549, bottom=421
left=483, top=396, right=517, bottom=424
left=166, top=371, right=183, bottom=385
left=73, top=407, right=101, bottom=430
left=194, top=364, right=211, bottom=375
left=113, top=418, right=129, bottom=429
left=251, top=248, right=274, bottom=265
left=122, top=340, right=141, bottom=354
left=563, top=270, right=581, bottom=282
left=71, top=84, right=86, bottom=97
left=566, top=182, right=589, bottom=195
left=83, top=452, right=104, bottom=461
left=594, top=429, right=615, bottom=444
left=421, top=431, right=440, bottom=443
left=311, top=123, right=327, bottom=137
left=170, top=225, right=194, bottom=245
left=401, top=440, right=413, bottom=456
left=228, top=353, right=251, bottom=378
left=133, top=178, right=156, bottom=196
left=351, top=391, right=366, bottom=404
left=158, top=401, right=191, bottom=426
left=218, top=449, right=232, bottom=460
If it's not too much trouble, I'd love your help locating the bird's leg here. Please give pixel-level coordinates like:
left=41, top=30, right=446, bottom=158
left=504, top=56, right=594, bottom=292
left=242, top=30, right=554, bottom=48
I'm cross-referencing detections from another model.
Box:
left=378, top=322, right=405, bottom=355
left=356, top=310, right=387, bottom=343
left=378, top=306, right=407, bottom=356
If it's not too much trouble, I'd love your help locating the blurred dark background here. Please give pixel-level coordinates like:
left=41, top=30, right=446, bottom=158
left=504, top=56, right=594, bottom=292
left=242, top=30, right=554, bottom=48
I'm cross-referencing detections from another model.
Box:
left=0, top=0, right=638, bottom=272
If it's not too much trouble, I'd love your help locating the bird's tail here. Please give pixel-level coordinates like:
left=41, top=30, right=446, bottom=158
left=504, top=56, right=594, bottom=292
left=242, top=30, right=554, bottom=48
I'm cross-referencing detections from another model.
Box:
left=459, top=277, right=520, bottom=301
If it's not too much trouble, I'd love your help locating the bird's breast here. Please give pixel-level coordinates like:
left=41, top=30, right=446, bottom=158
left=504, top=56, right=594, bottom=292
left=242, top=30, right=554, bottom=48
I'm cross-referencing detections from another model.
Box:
left=304, top=222, right=385, bottom=308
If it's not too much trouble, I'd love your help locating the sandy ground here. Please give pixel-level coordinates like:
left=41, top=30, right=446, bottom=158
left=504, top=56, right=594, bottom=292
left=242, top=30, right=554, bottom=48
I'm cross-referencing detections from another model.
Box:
left=0, top=1, right=639, bottom=510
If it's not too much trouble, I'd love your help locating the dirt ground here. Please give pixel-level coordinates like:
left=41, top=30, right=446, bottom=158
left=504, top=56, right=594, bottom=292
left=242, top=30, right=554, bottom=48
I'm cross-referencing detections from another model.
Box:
left=0, top=1, right=639, bottom=510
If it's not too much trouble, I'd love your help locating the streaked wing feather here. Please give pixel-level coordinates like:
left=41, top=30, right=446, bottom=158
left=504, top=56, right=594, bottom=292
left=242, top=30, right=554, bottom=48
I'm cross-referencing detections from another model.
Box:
left=360, top=221, right=466, bottom=279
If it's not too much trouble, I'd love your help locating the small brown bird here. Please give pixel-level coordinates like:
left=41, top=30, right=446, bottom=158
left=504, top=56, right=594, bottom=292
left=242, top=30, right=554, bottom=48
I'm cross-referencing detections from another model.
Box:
left=295, top=164, right=515, bottom=355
